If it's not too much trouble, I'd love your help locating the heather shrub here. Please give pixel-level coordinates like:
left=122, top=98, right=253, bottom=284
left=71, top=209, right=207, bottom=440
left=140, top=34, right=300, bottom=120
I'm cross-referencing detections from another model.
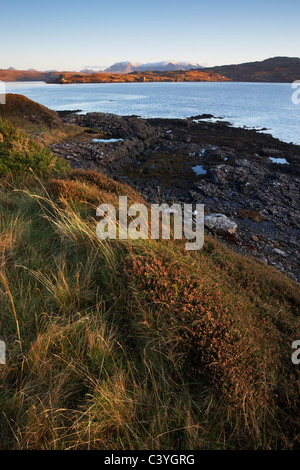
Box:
left=68, top=169, right=146, bottom=204
left=47, top=178, right=101, bottom=204
left=125, top=247, right=300, bottom=444
left=0, top=168, right=300, bottom=450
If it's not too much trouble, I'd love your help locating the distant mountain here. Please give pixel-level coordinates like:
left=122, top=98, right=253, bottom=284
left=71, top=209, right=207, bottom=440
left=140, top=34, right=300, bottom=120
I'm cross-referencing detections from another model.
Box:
left=1, top=57, right=299, bottom=83
left=104, top=61, right=202, bottom=73
left=201, top=56, right=300, bottom=82
left=80, top=66, right=105, bottom=74
left=104, top=62, right=141, bottom=73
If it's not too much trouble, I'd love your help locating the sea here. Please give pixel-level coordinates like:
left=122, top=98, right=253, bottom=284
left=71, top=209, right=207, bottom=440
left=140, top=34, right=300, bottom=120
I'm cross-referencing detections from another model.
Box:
left=3, top=81, right=300, bottom=145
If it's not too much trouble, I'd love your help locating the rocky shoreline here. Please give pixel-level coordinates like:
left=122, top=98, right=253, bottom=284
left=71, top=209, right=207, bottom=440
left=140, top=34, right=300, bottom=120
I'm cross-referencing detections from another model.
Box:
left=51, top=111, right=300, bottom=282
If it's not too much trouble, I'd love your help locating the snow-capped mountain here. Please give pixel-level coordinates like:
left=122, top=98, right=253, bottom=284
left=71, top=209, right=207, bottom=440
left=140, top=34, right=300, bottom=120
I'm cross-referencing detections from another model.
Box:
left=103, top=61, right=202, bottom=73
left=80, top=65, right=106, bottom=73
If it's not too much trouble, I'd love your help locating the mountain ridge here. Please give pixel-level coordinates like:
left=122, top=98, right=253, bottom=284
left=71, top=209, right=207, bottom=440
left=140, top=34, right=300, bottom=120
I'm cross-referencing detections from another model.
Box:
left=103, top=61, right=202, bottom=73
left=0, top=57, right=299, bottom=83
left=201, top=56, right=300, bottom=82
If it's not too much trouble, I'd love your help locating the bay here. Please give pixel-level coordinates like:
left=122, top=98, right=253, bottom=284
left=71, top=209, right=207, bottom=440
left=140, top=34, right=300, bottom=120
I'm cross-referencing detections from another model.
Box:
left=4, top=81, right=300, bottom=145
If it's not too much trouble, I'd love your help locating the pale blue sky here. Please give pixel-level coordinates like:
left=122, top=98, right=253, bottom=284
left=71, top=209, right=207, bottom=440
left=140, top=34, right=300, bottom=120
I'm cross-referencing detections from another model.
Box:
left=1, top=0, right=299, bottom=70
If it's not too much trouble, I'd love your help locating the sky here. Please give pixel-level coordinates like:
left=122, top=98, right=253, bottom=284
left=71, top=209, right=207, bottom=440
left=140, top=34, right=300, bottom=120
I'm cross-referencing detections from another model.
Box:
left=1, top=0, right=299, bottom=71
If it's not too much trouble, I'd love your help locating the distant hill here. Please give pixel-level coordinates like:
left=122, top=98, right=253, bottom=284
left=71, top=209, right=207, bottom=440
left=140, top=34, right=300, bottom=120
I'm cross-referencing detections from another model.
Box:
left=0, top=69, right=60, bottom=82
left=0, top=57, right=299, bottom=83
left=201, top=56, right=300, bottom=82
left=103, top=61, right=202, bottom=73
left=48, top=69, right=229, bottom=84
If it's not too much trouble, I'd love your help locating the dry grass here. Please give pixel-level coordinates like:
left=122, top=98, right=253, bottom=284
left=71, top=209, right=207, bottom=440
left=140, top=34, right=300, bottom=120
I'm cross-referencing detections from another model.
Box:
left=0, top=170, right=299, bottom=450
left=0, top=94, right=83, bottom=145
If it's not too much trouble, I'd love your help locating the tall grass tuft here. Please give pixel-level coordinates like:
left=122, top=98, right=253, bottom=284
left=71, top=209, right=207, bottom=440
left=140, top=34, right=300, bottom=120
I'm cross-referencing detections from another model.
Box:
left=0, top=169, right=299, bottom=450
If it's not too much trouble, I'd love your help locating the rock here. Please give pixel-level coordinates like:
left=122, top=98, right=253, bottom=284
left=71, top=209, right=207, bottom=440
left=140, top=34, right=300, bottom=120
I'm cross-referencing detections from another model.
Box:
left=52, top=111, right=300, bottom=283
left=191, top=114, right=214, bottom=120
left=262, top=148, right=280, bottom=156
left=273, top=248, right=287, bottom=257
left=204, top=214, right=238, bottom=235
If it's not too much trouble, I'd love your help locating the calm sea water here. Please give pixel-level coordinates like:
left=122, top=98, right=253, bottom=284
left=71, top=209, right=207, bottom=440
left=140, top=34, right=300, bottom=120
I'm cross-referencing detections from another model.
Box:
left=4, top=81, right=300, bottom=145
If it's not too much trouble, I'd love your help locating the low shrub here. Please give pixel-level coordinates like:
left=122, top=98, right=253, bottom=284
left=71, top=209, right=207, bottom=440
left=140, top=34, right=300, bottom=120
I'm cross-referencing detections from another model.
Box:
left=0, top=119, right=69, bottom=176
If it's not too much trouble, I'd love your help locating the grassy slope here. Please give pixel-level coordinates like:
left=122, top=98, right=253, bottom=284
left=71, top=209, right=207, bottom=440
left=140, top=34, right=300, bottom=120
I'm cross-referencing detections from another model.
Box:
left=0, top=119, right=70, bottom=177
left=0, top=94, right=82, bottom=145
left=0, top=121, right=300, bottom=450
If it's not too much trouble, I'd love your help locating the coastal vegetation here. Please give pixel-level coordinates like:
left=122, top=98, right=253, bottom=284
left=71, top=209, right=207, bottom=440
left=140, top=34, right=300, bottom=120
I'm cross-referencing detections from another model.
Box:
left=0, top=94, right=83, bottom=145
left=0, top=115, right=299, bottom=450
left=0, top=119, right=69, bottom=176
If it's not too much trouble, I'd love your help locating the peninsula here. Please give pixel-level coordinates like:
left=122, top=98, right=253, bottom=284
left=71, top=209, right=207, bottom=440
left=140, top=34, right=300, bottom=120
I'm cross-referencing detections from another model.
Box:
left=1, top=57, right=299, bottom=84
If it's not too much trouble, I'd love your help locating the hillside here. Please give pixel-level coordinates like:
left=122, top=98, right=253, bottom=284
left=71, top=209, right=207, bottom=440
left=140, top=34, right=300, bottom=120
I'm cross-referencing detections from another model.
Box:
left=1, top=57, right=299, bottom=83
left=45, top=57, right=300, bottom=84
left=0, top=94, right=82, bottom=144
left=0, top=117, right=300, bottom=450
left=202, top=56, right=300, bottom=82
left=0, top=69, right=59, bottom=82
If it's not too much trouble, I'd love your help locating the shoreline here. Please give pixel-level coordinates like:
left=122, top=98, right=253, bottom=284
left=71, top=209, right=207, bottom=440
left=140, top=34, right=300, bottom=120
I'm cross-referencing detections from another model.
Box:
left=57, top=108, right=299, bottom=146
left=50, top=110, right=300, bottom=282
left=4, top=82, right=299, bottom=146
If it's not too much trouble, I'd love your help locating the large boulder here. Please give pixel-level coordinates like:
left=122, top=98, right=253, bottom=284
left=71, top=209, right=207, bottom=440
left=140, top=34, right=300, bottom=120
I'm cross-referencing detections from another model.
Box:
left=204, top=213, right=237, bottom=235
